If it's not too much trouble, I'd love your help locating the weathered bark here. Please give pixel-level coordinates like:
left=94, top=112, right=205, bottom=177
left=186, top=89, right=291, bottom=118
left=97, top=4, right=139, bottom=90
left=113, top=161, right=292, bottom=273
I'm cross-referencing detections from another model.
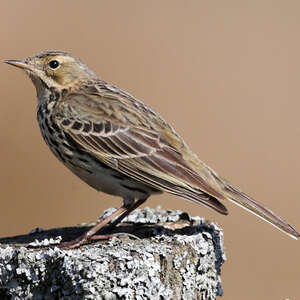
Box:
left=0, top=207, right=225, bottom=300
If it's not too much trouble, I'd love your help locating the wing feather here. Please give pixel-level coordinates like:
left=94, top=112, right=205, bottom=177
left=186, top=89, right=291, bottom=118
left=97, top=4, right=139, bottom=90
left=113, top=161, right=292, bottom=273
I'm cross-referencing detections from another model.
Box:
left=54, top=91, right=228, bottom=214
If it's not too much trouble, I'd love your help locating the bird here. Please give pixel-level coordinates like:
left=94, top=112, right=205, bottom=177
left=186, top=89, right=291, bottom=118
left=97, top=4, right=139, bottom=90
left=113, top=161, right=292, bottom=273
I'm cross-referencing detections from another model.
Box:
left=5, top=50, right=299, bottom=248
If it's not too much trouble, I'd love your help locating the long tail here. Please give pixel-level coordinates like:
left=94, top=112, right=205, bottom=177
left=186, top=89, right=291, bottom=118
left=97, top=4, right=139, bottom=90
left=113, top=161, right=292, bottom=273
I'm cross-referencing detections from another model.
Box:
left=223, top=182, right=299, bottom=240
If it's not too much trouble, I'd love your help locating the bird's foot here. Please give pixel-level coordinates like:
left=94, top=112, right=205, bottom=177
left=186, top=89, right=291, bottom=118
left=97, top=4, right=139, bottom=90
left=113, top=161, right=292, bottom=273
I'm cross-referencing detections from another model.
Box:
left=57, top=232, right=139, bottom=249
left=57, top=233, right=116, bottom=249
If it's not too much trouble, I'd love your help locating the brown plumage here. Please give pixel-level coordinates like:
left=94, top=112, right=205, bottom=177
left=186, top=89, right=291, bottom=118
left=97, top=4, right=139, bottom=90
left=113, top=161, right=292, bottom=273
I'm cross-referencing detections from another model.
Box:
left=5, top=50, right=299, bottom=248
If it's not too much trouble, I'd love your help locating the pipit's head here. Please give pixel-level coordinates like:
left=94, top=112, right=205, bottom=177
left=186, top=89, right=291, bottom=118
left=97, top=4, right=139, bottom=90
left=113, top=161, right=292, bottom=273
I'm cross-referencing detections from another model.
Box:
left=5, top=50, right=97, bottom=94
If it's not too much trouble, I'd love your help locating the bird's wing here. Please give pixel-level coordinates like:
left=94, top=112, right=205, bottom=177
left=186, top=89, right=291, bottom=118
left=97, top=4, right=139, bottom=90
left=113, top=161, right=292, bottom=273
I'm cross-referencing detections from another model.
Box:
left=53, top=89, right=228, bottom=214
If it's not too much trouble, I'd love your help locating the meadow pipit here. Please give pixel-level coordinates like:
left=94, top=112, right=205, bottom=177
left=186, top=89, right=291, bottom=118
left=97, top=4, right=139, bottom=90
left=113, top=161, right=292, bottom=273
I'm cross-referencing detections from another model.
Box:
left=5, top=50, right=299, bottom=248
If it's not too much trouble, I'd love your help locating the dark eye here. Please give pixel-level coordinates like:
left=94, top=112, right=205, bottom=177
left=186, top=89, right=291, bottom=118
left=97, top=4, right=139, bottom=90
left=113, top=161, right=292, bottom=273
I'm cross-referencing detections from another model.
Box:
left=48, top=60, right=60, bottom=69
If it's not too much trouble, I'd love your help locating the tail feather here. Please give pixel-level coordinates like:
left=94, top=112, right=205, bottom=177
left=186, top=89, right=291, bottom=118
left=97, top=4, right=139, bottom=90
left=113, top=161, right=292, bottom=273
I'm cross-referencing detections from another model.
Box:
left=224, top=182, right=300, bottom=240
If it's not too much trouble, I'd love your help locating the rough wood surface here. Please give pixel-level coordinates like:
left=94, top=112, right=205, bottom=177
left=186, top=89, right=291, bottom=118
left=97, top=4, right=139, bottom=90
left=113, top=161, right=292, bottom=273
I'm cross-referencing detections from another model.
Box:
left=0, top=207, right=225, bottom=300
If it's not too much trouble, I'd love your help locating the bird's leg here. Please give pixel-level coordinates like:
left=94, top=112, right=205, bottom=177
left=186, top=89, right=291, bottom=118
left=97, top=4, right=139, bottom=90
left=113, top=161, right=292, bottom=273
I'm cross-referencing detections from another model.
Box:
left=106, top=197, right=148, bottom=230
left=90, top=198, right=147, bottom=241
left=58, top=197, right=148, bottom=249
left=58, top=205, right=127, bottom=249
left=86, top=198, right=147, bottom=240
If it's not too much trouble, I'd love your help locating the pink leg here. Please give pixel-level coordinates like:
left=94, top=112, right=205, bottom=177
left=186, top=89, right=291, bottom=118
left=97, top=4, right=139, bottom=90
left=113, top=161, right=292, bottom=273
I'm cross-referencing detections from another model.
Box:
left=58, top=205, right=127, bottom=249
left=107, top=198, right=147, bottom=229
left=85, top=198, right=147, bottom=242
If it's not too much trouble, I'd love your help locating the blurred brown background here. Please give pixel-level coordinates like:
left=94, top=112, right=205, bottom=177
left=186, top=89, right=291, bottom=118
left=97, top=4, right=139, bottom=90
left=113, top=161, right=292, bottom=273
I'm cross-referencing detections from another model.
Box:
left=1, top=1, right=299, bottom=299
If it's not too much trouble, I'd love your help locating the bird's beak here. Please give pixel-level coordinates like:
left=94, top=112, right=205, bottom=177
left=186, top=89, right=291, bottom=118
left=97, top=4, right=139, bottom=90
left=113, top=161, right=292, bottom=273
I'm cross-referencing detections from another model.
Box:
left=4, top=60, right=32, bottom=71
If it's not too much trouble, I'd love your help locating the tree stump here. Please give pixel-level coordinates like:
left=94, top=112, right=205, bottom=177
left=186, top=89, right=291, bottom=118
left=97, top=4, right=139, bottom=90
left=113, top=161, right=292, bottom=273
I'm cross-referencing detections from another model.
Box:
left=0, top=207, right=225, bottom=300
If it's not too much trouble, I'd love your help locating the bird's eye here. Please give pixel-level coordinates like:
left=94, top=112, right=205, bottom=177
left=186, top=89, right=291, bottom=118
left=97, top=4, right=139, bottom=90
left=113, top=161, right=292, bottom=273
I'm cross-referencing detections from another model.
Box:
left=48, top=60, right=60, bottom=69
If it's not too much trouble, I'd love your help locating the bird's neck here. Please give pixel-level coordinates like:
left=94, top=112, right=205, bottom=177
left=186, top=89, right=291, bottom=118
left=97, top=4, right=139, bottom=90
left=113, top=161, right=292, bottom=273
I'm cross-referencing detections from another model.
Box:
left=37, top=86, right=61, bottom=113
